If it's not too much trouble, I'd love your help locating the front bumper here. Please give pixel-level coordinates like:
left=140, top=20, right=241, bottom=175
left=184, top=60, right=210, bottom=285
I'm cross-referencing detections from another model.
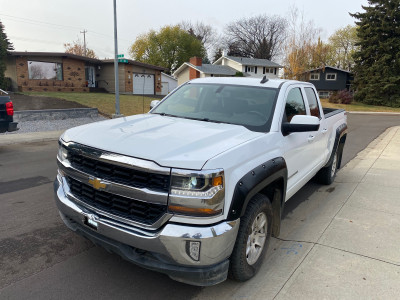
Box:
left=54, top=176, right=240, bottom=286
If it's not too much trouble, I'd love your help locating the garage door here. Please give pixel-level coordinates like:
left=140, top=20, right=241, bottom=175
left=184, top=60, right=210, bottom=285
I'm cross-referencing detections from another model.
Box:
left=133, top=74, right=154, bottom=95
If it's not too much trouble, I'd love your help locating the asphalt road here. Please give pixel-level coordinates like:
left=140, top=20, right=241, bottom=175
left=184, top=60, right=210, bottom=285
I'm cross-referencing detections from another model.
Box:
left=0, top=113, right=399, bottom=299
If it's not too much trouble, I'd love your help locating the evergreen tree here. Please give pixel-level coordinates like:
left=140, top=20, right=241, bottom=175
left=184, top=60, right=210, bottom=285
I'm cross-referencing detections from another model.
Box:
left=350, top=0, right=400, bottom=107
left=213, top=48, right=223, bottom=63
left=0, top=21, right=13, bottom=90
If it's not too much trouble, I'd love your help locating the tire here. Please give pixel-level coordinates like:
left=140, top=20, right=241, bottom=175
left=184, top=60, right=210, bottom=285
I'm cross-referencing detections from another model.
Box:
left=316, top=148, right=338, bottom=185
left=229, top=193, right=272, bottom=282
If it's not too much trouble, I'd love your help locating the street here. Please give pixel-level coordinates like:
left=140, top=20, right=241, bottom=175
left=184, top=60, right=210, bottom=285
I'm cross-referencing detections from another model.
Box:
left=0, top=113, right=399, bottom=299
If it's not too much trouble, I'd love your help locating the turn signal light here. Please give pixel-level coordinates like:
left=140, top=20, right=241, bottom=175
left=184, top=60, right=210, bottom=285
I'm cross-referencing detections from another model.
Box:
left=168, top=205, right=222, bottom=217
left=212, top=176, right=223, bottom=187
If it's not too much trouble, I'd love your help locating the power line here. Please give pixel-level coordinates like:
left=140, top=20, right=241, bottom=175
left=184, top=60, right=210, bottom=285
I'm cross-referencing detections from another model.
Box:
left=0, top=13, right=132, bottom=42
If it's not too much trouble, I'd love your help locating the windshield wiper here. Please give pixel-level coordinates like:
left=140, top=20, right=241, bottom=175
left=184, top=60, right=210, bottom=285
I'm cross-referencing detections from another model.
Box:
left=155, top=112, right=178, bottom=117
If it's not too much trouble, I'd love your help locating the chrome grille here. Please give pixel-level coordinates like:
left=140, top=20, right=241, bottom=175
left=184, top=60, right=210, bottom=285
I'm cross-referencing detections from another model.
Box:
left=67, top=176, right=167, bottom=224
left=68, top=150, right=170, bottom=193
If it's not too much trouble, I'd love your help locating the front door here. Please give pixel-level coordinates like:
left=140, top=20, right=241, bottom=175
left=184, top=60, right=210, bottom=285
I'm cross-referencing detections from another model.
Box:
left=281, top=86, right=317, bottom=199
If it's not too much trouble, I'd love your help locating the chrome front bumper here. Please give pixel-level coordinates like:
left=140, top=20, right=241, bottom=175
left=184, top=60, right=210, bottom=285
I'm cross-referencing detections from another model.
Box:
left=54, top=175, right=240, bottom=285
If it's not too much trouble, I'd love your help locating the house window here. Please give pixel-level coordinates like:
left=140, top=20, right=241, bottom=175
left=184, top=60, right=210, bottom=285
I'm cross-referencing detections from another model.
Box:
left=318, top=91, right=330, bottom=98
left=268, top=68, right=274, bottom=74
left=326, top=73, right=337, bottom=80
left=28, top=61, right=63, bottom=80
left=247, top=66, right=255, bottom=73
left=310, top=73, right=320, bottom=80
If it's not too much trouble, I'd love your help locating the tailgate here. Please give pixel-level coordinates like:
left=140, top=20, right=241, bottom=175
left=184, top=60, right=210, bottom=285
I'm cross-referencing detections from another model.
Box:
left=0, top=96, right=11, bottom=121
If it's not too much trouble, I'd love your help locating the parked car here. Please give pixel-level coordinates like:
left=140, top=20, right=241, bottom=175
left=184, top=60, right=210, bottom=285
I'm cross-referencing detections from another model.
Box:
left=54, top=77, right=347, bottom=286
left=0, top=90, right=18, bottom=133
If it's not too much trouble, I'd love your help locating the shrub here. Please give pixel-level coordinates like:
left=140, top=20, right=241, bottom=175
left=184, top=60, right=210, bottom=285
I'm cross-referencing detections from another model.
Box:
left=234, top=71, right=244, bottom=77
left=328, top=91, right=340, bottom=104
left=329, top=90, right=353, bottom=105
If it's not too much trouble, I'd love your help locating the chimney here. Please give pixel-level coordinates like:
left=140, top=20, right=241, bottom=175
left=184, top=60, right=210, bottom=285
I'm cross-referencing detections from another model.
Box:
left=189, top=57, right=202, bottom=80
left=190, top=57, right=202, bottom=66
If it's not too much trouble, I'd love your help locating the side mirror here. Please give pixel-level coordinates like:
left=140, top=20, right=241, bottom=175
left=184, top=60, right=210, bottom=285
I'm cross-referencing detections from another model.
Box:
left=282, top=115, right=320, bottom=136
left=150, top=100, right=161, bottom=110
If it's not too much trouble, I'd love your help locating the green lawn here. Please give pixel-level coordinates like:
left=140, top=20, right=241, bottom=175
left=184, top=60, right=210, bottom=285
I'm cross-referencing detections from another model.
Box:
left=320, top=98, right=400, bottom=113
left=22, top=92, right=162, bottom=117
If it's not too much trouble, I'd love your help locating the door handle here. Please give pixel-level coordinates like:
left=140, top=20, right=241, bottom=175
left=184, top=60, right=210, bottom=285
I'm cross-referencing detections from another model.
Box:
left=322, top=128, right=328, bottom=134
left=308, top=135, right=315, bottom=142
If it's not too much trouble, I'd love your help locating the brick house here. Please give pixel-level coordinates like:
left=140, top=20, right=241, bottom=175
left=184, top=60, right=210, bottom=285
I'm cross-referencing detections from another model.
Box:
left=5, top=52, right=166, bottom=95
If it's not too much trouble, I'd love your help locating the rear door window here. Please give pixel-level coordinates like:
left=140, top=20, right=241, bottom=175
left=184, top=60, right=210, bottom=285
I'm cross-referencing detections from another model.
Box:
left=304, top=87, right=321, bottom=119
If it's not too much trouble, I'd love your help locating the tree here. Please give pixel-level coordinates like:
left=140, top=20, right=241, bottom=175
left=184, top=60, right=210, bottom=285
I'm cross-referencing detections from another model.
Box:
left=64, top=38, right=97, bottom=58
left=224, top=14, right=287, bottom=60
left=350, top=0, right=400, bottom=107
left=179, top=21, right=218, bottom=52
left=283, top=6, right=331, bottom=79
left=129, top=25, right=206, bottom=74
left=328, top=25, right=358, bottom=71
left=213, top=48, right=223, bottom=63
left=0, top=21, right=13, bottom=90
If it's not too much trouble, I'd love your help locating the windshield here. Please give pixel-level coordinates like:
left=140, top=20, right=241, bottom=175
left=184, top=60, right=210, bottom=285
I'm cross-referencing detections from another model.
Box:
left=151, top=83, right=278, bottom=132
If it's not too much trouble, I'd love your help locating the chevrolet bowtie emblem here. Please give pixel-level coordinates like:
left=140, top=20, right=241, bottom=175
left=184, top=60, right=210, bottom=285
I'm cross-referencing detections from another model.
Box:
left=88, top=177, right=107, bottom=190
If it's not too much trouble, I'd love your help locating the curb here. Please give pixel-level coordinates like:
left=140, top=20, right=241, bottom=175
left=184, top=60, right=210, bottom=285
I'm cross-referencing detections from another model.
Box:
left=0, top=130, right=63, bottom=146
left=14, top=108, right=98, bottom=122
left=347, top=111, right=400, bottom=115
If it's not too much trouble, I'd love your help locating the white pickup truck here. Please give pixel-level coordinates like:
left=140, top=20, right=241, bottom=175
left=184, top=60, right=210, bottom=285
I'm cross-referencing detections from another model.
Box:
left=54, top=77, right=347, bottom=286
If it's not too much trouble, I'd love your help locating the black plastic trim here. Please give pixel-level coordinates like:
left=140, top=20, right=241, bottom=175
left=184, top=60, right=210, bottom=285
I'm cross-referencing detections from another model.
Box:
left=282, top=123, right=320, bottom=136
left=324, top=108, right=345, bottom=119
left=227, top=157, right=287, bottom=221
left=324, top=123, right=347, bottom=168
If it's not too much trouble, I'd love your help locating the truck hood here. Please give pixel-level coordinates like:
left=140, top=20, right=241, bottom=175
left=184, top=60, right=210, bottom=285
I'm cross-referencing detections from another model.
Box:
left=62, top=114, right=263, bottom=170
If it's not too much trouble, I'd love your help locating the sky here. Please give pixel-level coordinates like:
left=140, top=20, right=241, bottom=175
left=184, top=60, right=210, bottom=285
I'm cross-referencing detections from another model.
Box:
left=0, top=0, right=369, bottom=60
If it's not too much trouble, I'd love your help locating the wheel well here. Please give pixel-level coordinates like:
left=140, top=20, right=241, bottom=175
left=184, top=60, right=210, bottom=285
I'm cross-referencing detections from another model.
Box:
left=259, top=178, right=285, bottom=237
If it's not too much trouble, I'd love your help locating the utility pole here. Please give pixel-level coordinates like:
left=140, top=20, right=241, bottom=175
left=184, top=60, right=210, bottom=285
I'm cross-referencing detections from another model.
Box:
left=113, top=0, right=121, bottom=117
left=80, top=29, right=87, bottom=56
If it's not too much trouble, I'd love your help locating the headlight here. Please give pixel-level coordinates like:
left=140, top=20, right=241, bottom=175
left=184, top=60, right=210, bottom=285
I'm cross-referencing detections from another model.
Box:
left=168, top=169, right=224, bottom=217
left=58, top=142, right=68, bottom=162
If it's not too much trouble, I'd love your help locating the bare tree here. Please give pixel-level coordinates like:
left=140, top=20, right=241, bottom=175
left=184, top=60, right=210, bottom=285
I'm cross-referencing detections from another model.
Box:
left=283, top=6, right=328, bottom=79
left=179, top=21, right=218, bottom=51
left=224, top=14, right=287, bottom=60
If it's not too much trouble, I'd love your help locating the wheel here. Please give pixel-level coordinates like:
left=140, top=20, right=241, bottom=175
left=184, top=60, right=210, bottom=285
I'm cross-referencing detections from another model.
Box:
left=229, top=193, right=272, bottom=282
left=316, top=148, right=338, bottom=185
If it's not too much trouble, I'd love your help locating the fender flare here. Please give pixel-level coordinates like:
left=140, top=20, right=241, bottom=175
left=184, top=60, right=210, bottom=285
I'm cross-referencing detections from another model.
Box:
left=226, top=157, right=287, bottom=236
left=325, top=123, right=347, bottom=169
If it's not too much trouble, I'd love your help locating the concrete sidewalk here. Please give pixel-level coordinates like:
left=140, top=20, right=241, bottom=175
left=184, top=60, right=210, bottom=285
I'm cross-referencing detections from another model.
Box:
left=197, top=126, right=400, bottom=300
left=0, top=130, right=63, bottom=146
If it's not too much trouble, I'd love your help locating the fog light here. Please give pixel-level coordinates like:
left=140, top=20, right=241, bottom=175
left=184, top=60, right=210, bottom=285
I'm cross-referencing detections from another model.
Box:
left=186, top=241, right=201, bottom=261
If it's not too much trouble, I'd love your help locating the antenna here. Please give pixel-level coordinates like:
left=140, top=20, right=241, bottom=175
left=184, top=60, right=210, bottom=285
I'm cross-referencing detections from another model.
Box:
left=260, top=76, right=268, bottom=84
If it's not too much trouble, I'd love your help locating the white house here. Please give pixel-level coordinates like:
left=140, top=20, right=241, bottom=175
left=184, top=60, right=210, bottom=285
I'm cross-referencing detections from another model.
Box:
left=173, top=55, right=282, bottom=86
left=160, top=72, right=178, bottom=95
